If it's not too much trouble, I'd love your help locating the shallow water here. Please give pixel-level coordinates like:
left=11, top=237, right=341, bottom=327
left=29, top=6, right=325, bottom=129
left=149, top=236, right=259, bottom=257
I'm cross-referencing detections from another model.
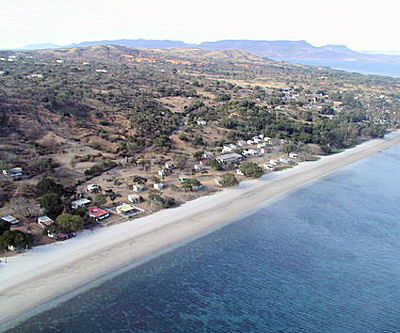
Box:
left=8, top=144, right=400, bottom=332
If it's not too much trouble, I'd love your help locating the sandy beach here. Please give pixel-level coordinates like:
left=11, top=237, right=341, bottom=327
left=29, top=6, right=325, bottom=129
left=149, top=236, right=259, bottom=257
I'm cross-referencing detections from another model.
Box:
left=1, top=132, right=400, bottom=331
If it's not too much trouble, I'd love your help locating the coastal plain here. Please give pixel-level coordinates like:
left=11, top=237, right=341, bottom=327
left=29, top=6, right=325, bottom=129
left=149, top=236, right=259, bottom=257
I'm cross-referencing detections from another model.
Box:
left=1, top=131, right=400, bottom=331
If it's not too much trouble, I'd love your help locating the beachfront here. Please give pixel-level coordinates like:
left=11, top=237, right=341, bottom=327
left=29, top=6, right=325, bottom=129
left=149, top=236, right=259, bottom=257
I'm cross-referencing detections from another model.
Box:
left=1, top=132, right=400, bottom=331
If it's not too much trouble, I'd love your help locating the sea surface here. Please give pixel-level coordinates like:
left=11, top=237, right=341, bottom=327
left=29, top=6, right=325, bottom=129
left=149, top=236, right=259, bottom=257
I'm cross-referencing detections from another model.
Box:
left=8, top=142, right=400, bottom=332
left=277, top=58, right=400, bottom=78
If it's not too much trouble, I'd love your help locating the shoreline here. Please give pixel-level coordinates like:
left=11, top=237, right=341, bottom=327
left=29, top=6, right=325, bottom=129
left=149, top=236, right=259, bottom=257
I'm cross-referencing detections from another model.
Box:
left=1, top=132, right=400, bottom=331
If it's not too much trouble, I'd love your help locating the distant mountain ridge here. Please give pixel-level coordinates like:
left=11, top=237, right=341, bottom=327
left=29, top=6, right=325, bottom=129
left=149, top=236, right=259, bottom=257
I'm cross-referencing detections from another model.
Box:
left=19, top=39, right=400, bottom=63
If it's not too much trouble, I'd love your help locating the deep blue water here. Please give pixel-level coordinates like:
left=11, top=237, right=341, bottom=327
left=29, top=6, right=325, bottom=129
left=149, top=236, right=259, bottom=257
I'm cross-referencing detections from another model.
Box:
left=277, top=58, right=400, bottom=78
left=7, top=143, right=400, bottom=332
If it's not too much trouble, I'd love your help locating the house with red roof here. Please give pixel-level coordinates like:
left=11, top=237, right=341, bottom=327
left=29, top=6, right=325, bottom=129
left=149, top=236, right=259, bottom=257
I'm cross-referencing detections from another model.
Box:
left=88, top=206, right=110, bottom=221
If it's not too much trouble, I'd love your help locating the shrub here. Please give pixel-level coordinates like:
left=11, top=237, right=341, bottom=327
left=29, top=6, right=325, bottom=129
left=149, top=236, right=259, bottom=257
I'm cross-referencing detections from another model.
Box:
left=219, top=173, right=239, bottom=187
left=239, top=162, right=263, bottom=178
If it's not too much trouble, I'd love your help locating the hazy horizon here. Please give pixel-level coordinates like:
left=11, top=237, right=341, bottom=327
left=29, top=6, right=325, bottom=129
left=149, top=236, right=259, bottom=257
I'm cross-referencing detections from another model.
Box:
left=1, top=0, right=399, bottom=52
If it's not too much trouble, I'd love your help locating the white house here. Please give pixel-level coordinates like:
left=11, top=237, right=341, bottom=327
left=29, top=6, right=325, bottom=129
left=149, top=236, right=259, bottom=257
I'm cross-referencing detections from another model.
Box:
left=87, top=184, right=100, bottom=193
left=196, top=120, right=207, bottom=126
left=237, top=140, right=248, bottom=147
left=257, top=142, right=267, bottom=148
left=179, top=175, right=189, bottom=182
left=263, top=164, right=276, bottom=171
left=128, top=194, right=143, bottom=203
left=71, top=198, right=91, bottom=209
left=236, top=169, right=244, bottom=176
left=2, top=167, right=23, bottom=177
left=1, top=215, right=19, bottom=225
left=95, top=69, right=108, bottom=73
left=116, top=203, right=144, bottom=217
left=37, top=216, right=54, bottom=228
left=158, top=169, right=167, bottom=177
left=132, top=185, right=145, bottom=192
left=194, top=164, right=204, bottom=171
left=289, top=152, right=298, bottom=159
left=55, top=59, right=64, bottom=63
left=243, top=149, right=258, bottom=156
left=270, top=159, right=279, bottom=165
left=154, top=183, right=166, bottom=190
left=222, top=144, right=236, bottom=154
left=164, top=162, right=175, bottom=170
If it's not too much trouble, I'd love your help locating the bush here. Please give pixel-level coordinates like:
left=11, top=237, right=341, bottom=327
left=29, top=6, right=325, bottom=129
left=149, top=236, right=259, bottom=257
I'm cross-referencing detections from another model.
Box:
left=0, top=230, right=33, bottom=250
left=56, top=213, right=83, bottom=233
left=209, top=158, right=223, bottom=170
left=40, top=193, right=63, bottom=219
left=239, top=162, right=264, bottom=178
left=148, top=194, right=176, bottom=208
left=36, top=176, right=64, bottom=197
left=219, top=173, right=239, bottom=187
left=84, top=160, right=117, bottom=178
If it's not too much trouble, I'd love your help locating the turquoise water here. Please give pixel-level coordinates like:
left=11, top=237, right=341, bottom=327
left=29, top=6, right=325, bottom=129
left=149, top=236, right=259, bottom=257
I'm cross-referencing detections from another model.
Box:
left=7, top=143, right=400, bottom=332
left=277, top=58, right=400, bottom=77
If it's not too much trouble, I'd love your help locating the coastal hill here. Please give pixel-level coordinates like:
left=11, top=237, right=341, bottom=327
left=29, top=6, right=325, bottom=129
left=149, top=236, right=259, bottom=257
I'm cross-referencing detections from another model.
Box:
left=19, top=39, right=400, bottom=63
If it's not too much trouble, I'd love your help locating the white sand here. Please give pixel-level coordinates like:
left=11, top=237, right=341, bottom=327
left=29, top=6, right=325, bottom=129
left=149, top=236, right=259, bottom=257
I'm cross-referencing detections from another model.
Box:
left=1, top=132, right=400, bottom=330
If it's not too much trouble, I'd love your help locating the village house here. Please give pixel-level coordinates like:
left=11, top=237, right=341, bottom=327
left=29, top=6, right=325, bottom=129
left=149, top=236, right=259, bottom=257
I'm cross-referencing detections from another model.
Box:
left=216, top=153, right=243, bottom=164
left=221, top=144, right=236, bottom=154
left=37, top=216, right=55, bottom=228
left=194, top=164, right=204, bottom=172
left=289, top=152, right=298, bottom=159
left=1, top=215, right=19, bottom=225
left=203, top=151, right=213, bottom=159
left=154, top=183, right=166, bottom=190
left=158, top=169, right=167, bottom=177
left=164, top=162, right=175, bottom=170
left=132, top=185, right=145, bottom=192
left=270, top=159, right=279, bottom=166
left=87, top=184, right=100, bottom=193
left=242, top=149, right=258, bottom=156
left=95, top=69, right=108, bottom=73
left=179, top=175, right=189, bottom=182
left=47, top=231, right=70, bottom=241
left=27, top=73, right=44, bottom=79
left=71, top=198, right=91, bottom=209
left=55, top=59, right=64, bottom=63
left=116, top=203, right=144, bottom=217
left=196, top=120, right=207, bottom=126
left=88, top=206, right=110, bottom=221
left=2, top=167, right=23, bottom=177
left=237, top=140, right=248, bottom=147
left=237, top=169, right=244, bottom=176
left=263, top=164, right=276, bottom=171
left=128, top=194, right=143, bottom=203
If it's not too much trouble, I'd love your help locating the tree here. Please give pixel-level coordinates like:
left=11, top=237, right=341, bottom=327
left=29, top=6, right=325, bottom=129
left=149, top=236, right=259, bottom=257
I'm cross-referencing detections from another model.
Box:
left=40, top=193, right=63, bottom=219
left=219, top=173, right=239, bottom=187
left=208, top=158, right=223, bottom=171
left=181, top=178, right=201, bottom=192
left=0, top=220, right=11, bottom=235
left=93, top=193, right=107, bottom=206
left=36, top=176, right=64, bottom=197
left=282, top=143, right=296, bottom=156
left=56, top=213, right=83, bottom=233
left=193, top=135, right=205, bottom=147
left=0, top=230, right=32, bottom=250
left=239, top=162, right=264, bottom=178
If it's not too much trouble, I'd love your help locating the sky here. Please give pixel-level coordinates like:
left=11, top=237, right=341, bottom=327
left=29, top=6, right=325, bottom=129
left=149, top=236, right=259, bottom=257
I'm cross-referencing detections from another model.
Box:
left=1, top=0, right=399, bottom=51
